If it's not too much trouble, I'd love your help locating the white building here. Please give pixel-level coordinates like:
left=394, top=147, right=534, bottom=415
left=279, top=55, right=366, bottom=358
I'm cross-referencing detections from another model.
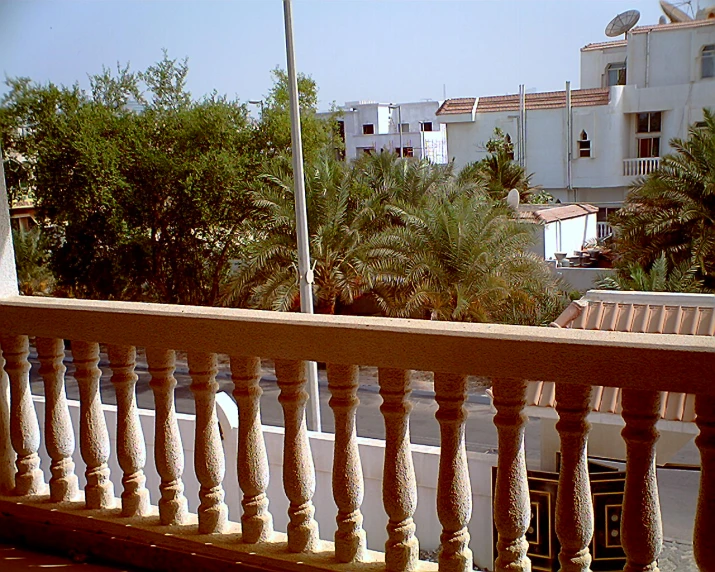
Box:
left=322, top=100, right=449, bottom=163
left=437, top=17, right=715, bottom=212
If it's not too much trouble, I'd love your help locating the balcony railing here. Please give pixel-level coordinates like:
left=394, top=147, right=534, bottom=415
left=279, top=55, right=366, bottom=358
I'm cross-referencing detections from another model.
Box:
left=597, top=221, right=613, bottom=240
left=0, top=295, right=714, bottom=571
left=623, top=157, right=661, bottom=177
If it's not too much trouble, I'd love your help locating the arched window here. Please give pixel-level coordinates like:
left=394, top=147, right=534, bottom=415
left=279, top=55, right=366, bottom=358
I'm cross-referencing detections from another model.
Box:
left=702, top=45, right=715, bottom=79
left=578, top=130, right=591, bottom=158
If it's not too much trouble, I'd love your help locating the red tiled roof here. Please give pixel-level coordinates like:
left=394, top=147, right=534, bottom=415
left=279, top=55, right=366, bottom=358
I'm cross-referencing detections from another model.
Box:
left=517, top=204, right=598, bottom=224
left=632, top=18, right=715, bottom=34
left=476, top=88, right=610, bottom=113
left=581, top=39, right=628, bottom=52
left=527, top=291, right=715, bottom=422
left=436, top=98, right=476, bottom=116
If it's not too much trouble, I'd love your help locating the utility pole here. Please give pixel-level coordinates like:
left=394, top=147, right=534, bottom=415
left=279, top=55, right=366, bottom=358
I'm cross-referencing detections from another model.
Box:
left=283, top=0, right=321, bottom=432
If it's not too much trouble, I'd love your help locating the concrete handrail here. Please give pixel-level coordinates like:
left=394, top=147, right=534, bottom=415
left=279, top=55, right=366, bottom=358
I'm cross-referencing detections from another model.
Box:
left=0, top=296, right=713, bottom=394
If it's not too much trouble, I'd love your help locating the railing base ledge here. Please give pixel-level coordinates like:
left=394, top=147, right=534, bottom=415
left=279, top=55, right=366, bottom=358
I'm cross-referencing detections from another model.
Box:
left=0, top=496, right=438, bottom=572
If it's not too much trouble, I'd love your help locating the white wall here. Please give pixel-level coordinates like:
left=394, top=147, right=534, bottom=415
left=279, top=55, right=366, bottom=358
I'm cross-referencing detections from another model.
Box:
left=539, top=213, right=597, bottom=260
left=32, top=394, right=499, bottom=569
left=580, top=44, right=628, bottom=89
left=337, top=101, right=447, bottom=162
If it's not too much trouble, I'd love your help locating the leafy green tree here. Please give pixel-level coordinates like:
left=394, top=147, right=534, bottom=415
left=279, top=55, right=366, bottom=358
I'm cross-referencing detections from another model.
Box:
left=1, top=53, right=256, bottom=304
left=596, top=254, right=710, bottom=293
left=365, top=189, right=567, bottom=325
left=610, top=109, right=715, bottom=288
left=251, top=68, right=340, bottom=167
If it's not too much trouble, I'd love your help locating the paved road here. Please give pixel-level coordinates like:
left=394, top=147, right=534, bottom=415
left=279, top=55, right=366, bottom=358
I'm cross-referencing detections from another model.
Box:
left=25, top=352, right=700, bottom=546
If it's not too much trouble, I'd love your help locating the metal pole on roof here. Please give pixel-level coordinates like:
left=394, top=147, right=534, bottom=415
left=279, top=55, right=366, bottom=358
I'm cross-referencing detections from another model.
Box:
left=283, top=0, right=321, bottom=432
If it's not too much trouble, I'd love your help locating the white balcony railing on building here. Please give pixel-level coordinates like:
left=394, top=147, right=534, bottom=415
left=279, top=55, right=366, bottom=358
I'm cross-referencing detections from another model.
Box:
left=597, top=221, right=613, bottom=240
left=0, top=296, right=714, bottom=572
left=623, top=157, right=661, bottom=177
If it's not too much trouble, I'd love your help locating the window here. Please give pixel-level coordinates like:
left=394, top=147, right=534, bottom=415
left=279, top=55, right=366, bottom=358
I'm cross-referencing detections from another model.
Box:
left=402, top=147, right=414, bottom=157
left=360, top=147, right=374, bottom=156
left=606, top=62, right=627, bottom=86
left=400, top=123, right=410, bottom=133
left=420, top=122, right=433, bottom=132
left=636, top=112, right=661, bottom=158
left=637, top=112, right=661, bottom=134
left=702, top=45, right=715, bottom=79
left=578, top=130, right=591, bottom=158
left=362, top=124, right=374, bottom=135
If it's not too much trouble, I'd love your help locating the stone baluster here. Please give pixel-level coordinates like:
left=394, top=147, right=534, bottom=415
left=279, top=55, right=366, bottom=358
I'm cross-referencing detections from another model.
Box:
left=147, top=348, right=188, bottom=525
left=188, top=352, right=228, bottom=534
left=694, top=394, right=715, bottom=569
left=378, top=367, right=418, bottom=572
left=327, top=363, right=366, bottom=563
left=108, top=345, right=149, bottom=517
left=621, top=389, right=662, bottom=572
left=36, top=337, right=78, bottom=502
left=0, top=349, right=16, bottom=494
left=434, top=372, right=473, bottom=572
left=230, top=356, right=273, bottom=543
left=554, top=383, right=594, bottom=572
left=492, top=377, right=531, bottom=572
left=0, top=335, right=43, bottom=496
left=274, top=359, right=319, bottom=552
left=73, top=341, right=114, bottom=509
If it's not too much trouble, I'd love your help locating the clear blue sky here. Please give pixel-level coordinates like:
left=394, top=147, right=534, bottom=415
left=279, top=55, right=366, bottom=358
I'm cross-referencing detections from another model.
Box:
left=1, top=1, right=667, bottom=110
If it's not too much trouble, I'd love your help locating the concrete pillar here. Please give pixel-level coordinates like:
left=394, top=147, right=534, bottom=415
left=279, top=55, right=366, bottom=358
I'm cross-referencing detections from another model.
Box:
left=0, top=146, right=19, bottom=297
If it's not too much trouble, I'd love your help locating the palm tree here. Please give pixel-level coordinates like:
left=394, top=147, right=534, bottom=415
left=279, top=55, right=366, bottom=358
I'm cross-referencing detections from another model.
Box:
left=458, top=128, right=535, bottom=203
left=610, top=109, right=715, bottom=288
left=365, top=189, right=567, bottom=325
left=595, top=254, right=711, bottom=293
left=221, top=157, right=370, bottom=314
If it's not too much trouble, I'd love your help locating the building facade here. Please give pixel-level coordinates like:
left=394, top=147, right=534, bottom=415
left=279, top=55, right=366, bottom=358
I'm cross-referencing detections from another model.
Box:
left=437, top=17, right=715, bottom=210
left=322, top=100, right=449, bottom=164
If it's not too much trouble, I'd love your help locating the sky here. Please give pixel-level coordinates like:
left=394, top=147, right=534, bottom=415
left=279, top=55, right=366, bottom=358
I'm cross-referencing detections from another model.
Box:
left=0, top=0, right=676, bottom=111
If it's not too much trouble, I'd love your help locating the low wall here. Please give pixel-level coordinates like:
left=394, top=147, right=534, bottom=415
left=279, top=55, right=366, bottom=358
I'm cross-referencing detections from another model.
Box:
left=555, top=267, right=615, bottom=293
left=32, top=393, right=498, bottom=569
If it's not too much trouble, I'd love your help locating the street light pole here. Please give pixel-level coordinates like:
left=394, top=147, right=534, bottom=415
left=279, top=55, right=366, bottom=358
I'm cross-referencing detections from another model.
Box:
left=283, top=0, right=321, bottom=432
left=389, top=104, right=403, bottom=156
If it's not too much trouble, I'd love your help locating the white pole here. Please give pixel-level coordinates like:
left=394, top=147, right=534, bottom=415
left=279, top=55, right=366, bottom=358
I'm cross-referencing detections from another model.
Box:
left=282, top=0, right=321, bottom=432
left=0, top=145, right=19, bottom=297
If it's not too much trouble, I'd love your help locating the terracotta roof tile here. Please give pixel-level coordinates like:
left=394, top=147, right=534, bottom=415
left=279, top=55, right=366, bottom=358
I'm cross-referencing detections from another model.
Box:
left=436, top=98, right=476, bottom=116
left=476, top=88, right=609, bottom=113
left=581, top=39, right=628, bottom=52
left=632, top=18, right=715, bottom=34
left=516, top=203, right=598, bottom=224
left=529, top=291, right=715, bottom=422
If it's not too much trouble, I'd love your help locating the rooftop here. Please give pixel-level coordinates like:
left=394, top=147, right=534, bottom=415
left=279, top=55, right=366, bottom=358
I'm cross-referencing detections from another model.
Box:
left=516, top=203, right=598, bottom=224
left=528, top=290, right=715, bottom=422
left=436, top=88, right=610, bottom=116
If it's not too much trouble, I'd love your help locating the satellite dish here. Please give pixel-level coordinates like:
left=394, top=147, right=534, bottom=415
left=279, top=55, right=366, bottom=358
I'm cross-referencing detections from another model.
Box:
left=660, top=0, right=693, bottom=22
left=506, top=189, right=520, bottom=210
left=605, top=10, right=641, bottom=37
left=697, top=6, right=715, bottom=20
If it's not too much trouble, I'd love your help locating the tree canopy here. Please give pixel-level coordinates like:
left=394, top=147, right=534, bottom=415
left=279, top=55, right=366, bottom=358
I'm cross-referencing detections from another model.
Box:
left=0, top=54, right=338, bottom=304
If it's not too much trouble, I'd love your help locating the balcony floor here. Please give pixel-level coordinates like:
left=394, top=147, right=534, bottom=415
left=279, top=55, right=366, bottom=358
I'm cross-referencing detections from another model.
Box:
left=0, top=543, right=131, bottom=571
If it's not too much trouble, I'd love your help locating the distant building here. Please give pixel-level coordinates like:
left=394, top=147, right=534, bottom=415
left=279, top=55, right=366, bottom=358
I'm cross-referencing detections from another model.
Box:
left=320, top=100, right=448, bottom=163
left=437, top=17, right=715, bottom=214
